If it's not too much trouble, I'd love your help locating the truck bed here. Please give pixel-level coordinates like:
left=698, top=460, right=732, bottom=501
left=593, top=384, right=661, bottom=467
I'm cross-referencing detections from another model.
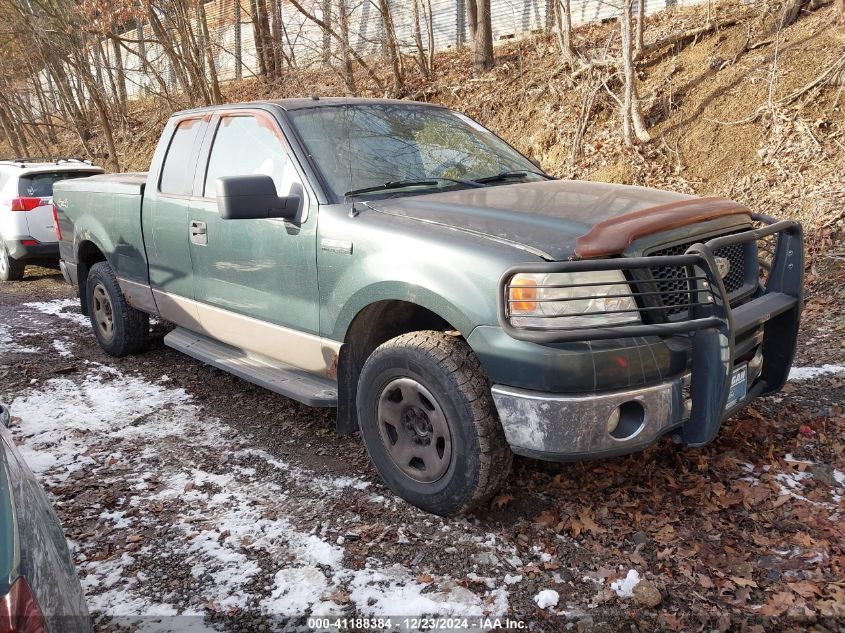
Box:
left=54, top=172, right=147, bottom=196
left=53, top=172, right=150, bottom=286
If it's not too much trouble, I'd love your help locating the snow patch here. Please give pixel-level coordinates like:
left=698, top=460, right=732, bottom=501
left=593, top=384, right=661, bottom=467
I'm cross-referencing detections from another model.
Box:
left=534, top=589, right=559, bottom=609
left=0, top=323, right=38, bottom=354
left=788, top=364, right=845, bottom=381
left=264, top=567, right=331, bottom=616
left=610, top=569, right=641, bottom=598
left=10, top=364, right=515, bottom=623
left=348, top=566, right=485, bottom=617
left=52, top=338, right=74, bottom=357
left=25, top=298, right=90, bottom=327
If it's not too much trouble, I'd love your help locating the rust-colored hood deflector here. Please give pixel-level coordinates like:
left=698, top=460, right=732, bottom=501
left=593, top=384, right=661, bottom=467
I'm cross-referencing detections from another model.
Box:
left=574, top=196, right=752, bottom=259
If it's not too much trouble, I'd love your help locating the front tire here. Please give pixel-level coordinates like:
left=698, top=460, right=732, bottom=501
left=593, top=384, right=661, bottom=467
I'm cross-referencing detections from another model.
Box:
left=357, top=331, right=512, bottom=516
left=86, top=262, right=149, bottom=357
left=0, top=242, right=25, bottom=282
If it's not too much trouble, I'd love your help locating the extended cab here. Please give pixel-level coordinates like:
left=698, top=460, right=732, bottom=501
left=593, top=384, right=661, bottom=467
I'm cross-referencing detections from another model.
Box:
left=54, top=99, right=804, bottom=515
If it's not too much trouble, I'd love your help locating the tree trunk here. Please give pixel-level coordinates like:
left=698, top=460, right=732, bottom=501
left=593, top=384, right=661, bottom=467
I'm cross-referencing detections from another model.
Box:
left=0, top=102, right=28, bottom=157
left=337, top=0, right=357, bottom=94
left=471, top=0, right=494, bottom=74
left=466, top=0, right=478, bottom=40
left=321, top=0, right=332, bottom=65
left=555, top=0, right=575, bottom=59
left=272, top=0, right=285, bottom=76
left=234, top=0, right=243, bottom=79
left=111, top=37, right=128, bottom=114
left=198, top=1, right=223, bottom=102
left=70, top=46, right=120, bottom=170
left=635, top=0, right=645, bottom=55
left=412, top=0, right=430, bottom=78
left=147, top=8, right=196, bottom=100
left=620, top=0, right=650, bottom=145
left=378, top=0, right=403, bottom=95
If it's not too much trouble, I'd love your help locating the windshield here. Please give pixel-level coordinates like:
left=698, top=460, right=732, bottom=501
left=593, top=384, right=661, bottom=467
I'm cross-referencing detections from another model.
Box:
left=287, top=104, right=544, bottom=200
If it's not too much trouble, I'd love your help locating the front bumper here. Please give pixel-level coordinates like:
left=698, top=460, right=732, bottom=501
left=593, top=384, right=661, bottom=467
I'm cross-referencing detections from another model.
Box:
left=493, top=215, right=803, bottom=459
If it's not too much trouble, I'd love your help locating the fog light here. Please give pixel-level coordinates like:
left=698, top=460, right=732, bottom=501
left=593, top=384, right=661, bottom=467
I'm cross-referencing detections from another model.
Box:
left=606, top=407, right=621, bottom=434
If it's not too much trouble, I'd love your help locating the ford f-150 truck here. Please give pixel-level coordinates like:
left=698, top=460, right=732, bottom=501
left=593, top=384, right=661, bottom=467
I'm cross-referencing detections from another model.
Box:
left=54, top=98, right=804, bottom=515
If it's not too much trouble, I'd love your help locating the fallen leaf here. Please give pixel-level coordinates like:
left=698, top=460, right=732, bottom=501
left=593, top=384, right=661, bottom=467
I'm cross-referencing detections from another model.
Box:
left=535, top=509, right=557, bottom=528
left=491, top=493, right=513, bottom=509
left=578, top=511, right=605, bottom=535
left=731, top=576, right=758, bottom=588
left=757, top=591, right=795, bottom=617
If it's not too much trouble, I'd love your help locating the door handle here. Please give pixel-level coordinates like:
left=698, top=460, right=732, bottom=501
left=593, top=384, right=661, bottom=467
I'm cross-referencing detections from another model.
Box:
left=190, top=220, right=208, bottom=245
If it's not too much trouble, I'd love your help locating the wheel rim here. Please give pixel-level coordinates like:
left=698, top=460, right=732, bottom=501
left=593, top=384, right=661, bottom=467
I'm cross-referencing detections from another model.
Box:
left=0, top=249, right=8, bottom=277
left=92, top=283, right=115, bottom=341
left=376, top=377, right=453, bottom=483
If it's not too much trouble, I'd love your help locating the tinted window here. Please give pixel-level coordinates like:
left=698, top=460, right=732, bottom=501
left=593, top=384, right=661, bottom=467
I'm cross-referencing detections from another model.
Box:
left=18, top=171, right=100, bottom=197
left=159, top=119, right=203, bottom=195
left=203, top=115, right=297, bottom=198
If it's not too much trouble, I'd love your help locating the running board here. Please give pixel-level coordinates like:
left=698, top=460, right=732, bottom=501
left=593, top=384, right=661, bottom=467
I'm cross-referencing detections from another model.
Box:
left=164, top=327, right=338, bottom=407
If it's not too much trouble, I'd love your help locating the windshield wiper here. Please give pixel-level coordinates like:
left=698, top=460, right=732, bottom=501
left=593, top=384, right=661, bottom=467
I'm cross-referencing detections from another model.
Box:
left=472, top=170, right=554, bottom=185
left=344, top=177, right=484, bottom=198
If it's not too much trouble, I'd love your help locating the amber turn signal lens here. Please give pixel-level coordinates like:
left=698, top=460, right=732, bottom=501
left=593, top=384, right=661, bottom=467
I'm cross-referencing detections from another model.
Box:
left=509, top=275, right=539, bottom=313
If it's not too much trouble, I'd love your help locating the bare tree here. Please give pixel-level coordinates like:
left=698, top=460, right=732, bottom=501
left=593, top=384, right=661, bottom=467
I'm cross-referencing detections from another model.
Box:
left=635, top=0, right=645, bottom=55
left=285, top=0, right=387, bottom=94
left=378, top=0, right=404, bottom=95
left=412, top=0, right=433, bottom=78
left=620, top=0, right=650, bottom=145
left=554, top=0, right=576, bottom=60
left=466, top=0, right=494, bottom=74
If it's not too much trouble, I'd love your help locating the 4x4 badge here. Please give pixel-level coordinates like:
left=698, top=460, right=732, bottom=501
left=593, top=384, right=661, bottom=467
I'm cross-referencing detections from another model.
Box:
left=714, top=256, right=730, bottom=279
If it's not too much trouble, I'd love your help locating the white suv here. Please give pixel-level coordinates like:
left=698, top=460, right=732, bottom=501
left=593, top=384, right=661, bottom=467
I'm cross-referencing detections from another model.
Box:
left=0, top=159, right=103, bottom=281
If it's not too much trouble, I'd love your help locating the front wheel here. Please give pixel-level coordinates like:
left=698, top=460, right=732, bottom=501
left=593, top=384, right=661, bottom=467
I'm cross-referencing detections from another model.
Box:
left=357, top=331, right=512, bottom=515
left=0, top=242, right=25, bottom=282
left=86, top=262, right=149, bottom=357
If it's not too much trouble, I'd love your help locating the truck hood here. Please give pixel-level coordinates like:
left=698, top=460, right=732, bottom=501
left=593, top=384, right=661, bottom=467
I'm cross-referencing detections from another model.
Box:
left=364, top=180, right=746, bottom=260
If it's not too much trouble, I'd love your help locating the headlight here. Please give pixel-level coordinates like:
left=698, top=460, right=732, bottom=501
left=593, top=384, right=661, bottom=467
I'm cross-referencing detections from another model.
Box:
left=507, top=270, right=641, bottom=328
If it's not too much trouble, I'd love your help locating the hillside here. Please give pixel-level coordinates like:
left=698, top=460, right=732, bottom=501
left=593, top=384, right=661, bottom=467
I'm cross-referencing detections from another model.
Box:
left=7, top=1, right=845, bottom=233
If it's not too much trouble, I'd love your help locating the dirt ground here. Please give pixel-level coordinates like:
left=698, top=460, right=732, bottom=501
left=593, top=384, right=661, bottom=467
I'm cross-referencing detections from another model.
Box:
left=1, top=256, right=843, bottom=632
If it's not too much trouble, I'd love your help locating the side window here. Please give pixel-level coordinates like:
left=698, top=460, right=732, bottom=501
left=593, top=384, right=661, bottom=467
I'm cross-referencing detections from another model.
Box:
left=203, top=115, right=299, bottom=199
left=159, top=119, right=203, bottom=195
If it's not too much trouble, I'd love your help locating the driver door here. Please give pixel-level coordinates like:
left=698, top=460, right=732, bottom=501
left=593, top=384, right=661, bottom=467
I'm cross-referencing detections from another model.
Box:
left=187, top=109, right=323, bottom=373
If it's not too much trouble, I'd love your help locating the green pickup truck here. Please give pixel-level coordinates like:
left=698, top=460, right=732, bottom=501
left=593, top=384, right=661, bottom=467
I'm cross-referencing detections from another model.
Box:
left=54, top=98, right=804, bottom=515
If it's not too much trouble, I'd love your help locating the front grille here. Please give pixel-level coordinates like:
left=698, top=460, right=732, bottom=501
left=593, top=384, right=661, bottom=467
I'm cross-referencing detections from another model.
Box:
left=648, top=238, right=748, bottom=317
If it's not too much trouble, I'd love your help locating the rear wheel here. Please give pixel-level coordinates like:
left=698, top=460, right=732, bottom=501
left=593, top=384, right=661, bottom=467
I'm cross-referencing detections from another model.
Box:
left=357, top=331, right=512, bottom=515
left=86, top=262, right=149, bottom=356
left=0, top=242, right=25, bottom=282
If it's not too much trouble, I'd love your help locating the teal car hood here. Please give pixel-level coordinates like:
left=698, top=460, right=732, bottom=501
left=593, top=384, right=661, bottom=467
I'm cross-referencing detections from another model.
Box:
left=364, top=180, right=696, bottom=260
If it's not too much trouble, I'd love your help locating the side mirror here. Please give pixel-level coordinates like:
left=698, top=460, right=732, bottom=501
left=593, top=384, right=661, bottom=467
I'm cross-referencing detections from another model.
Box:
left=529, top=157, right=543, bottom=171
left=216, top=175, right=300, bottom=221
left=0, top=404, right=10, bottom=429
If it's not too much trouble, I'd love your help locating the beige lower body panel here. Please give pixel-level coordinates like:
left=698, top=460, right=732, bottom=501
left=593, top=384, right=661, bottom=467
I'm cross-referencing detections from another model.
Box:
left=117, top=277, right=160, bottom=315
left=150, top=288, right=340, bottom=377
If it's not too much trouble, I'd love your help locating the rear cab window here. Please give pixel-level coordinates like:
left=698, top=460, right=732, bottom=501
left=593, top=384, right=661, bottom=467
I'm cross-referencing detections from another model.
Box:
left=159, top=118, right=205, bottom=195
